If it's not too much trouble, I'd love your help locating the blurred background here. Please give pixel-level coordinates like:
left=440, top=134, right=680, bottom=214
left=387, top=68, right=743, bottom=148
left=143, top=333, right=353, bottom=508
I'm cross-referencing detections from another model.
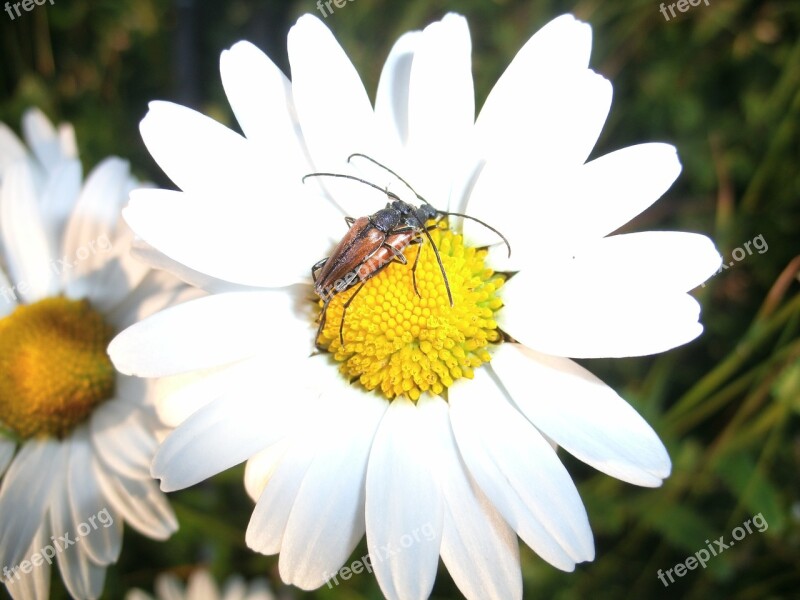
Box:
left=1, top=0, right=798, bottom=598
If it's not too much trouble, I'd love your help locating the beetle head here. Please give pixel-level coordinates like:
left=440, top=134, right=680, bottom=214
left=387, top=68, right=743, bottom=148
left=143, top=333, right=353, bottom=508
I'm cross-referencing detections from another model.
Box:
left=416, top=204, right=439, bottom=224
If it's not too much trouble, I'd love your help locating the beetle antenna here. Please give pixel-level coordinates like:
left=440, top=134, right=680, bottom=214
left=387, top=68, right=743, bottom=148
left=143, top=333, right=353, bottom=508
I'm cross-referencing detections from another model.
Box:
left=412, top=214, right=453, bottom=307
left=302, top=172, right=403, bottom=202
left=347, top=153, right=432, bottom=206
left=439, top=211, right=511, bottom=258
left=344, top=156, right=511, bottom=258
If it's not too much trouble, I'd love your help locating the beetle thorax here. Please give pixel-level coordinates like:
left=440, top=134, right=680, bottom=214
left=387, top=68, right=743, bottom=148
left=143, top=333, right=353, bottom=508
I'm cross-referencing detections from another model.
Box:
left=372, top=207, right=402, bottom=232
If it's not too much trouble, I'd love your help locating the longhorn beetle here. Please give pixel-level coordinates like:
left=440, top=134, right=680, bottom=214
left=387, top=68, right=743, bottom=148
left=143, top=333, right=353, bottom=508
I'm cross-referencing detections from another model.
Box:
left=305, top=153, right=511, bottom=347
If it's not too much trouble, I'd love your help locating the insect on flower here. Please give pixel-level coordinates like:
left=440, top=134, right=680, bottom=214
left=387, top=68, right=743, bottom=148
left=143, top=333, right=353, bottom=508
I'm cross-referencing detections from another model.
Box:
left=304, top=154, right=511, bottom=347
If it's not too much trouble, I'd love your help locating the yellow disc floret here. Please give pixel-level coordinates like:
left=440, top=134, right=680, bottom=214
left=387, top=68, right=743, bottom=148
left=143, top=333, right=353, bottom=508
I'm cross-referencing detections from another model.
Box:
left=317, top=225, right=505, bottom=401
left=0, top=297, right=116, bottom=439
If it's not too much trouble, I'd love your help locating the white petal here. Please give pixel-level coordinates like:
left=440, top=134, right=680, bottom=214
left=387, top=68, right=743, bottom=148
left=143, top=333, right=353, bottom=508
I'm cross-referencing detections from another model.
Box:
left=139, top=101, right=262, bottom=196
left=0, top=122, right=27, bottom=178
left=497, top=232, right=720, bottom=301
left=555, top=232, right=721, bottom=292
left=365, top=398, right=444, bottom=600
left=0, top=160, right=58, bottom=302
left=466, top=70, right=611, bottom=241
left=246, top=418, right=323, bottom=556
left=220, top=41, right=305, bottom=153
left=62, top=157, right=131, bottom=296
left=105, top=268, right=203, bottom=332
left=287, top=15, right=384, bottom=217
left=95, top=463, right=177, bottom=540
left=475, top=15, right=594, bottom=161
left=491, top=344, right=670, bottom=486
left=501, top=272, right=705, bottom=358
left=152, top=355, right=328, bottom=492
left=468, top=143, right=683, bottom=263
left=51, top=470, right=106, bottom=600
left=151, top=393, right=286, bottom=492
left=220, top=575, right=247, bottom=600
left=288, top=15, right=375, bottom=171
left=279, top=389, right=387, bottom=589
left=71, top=221, right=150, bottom=313
left=0, top=439, right=67, bottom=570
left=66, top=427, right=123, bottom=565
left=122, top=187, right=334, bottom=288
left=0, top=266, right=17, bottom=317
left=420, top=398, right=522, bottom=600
left=241, top=580, right=275, bottom=600
left=129, top=238, right=252, bottom=296
left=153, top=360, right=266, bottom=428
left=21, top=108, right=64, bottom=169
left=186, top=570, right=220, bottom=598
left=90, top=400, right=156, bottom=481
left=57, top=123, right=78, bottom=159
left=478, top=14, right=591, bottom=135
left=555, top=143, right=682, bottom=245
left=153, top=573, right=184, bottom=600
left=244, top=440, right=290, bottom=503
left=39, top=157, right=82, bottom=245
left=0, top=436, right=15, bottom=475
left=405, top=14, right=474, bottom=204
left=109, top=289, right=313, bottom=377
left=450, top=369, right=594, bottom=570
left=6, top=525, right=51, bottom=600
left=375, top=32, right=422, bottom=152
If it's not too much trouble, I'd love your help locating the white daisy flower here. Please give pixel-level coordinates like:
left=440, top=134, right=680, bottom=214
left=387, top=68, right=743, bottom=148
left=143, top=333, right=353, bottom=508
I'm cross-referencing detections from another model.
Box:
left=109, top=13, right=722, bottom=600
left=0, top=109, right=198, bottom=600
left=125, top=569, right=276, bottom=600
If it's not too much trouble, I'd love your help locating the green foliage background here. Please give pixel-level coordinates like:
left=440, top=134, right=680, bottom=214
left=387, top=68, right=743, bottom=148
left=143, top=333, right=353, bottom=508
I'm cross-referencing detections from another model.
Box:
left=1, top=0, right=798, bottom=598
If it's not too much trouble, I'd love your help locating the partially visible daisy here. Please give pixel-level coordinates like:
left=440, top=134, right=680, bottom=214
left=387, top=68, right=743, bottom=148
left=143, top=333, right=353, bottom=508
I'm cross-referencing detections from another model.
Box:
left=110, top=13, right=721, bottom=600
left=125, top=569, right=276, bottom=600
left=0, top=109, right=198, bottom=600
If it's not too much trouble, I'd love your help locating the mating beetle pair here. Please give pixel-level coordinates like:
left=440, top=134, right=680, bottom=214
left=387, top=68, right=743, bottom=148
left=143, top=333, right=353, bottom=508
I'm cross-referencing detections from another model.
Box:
left=305, top=154, right=510, bottom=347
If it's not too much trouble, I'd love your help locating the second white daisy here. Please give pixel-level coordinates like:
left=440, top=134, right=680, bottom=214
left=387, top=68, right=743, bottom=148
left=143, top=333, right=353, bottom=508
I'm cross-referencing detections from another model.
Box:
left=0, top=109, right=197, bottom=600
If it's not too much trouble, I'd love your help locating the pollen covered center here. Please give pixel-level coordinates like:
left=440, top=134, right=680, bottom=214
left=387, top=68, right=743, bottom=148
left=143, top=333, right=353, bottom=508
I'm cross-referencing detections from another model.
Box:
left=317, top=225, right=505, bottom=401
left=0, top=297, right=116, bottom=439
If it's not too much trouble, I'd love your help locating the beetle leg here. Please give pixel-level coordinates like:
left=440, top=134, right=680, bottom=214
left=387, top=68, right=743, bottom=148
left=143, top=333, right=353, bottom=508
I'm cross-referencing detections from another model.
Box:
left=383, top=242, right=408, bottom=265
left=311, top=257, right=328, bottom=283
left=315, top=295, right=332, bottom=350
left=339, top=282, right=366, bottom=345
left=410, top=239, right=424, bottom=298
left=345, top=216, right=356, bottom=226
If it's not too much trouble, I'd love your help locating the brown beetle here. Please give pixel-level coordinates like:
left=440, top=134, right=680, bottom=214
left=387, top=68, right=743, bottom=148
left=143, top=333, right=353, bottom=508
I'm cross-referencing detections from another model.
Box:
left=305, top=154, right=510, bottom=348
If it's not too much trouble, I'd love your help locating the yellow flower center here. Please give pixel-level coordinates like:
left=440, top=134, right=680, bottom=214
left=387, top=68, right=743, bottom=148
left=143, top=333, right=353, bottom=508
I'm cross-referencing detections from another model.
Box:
left=0, top=297, right=116, bottom=439
left=317, top=225, right=505, bottom=401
